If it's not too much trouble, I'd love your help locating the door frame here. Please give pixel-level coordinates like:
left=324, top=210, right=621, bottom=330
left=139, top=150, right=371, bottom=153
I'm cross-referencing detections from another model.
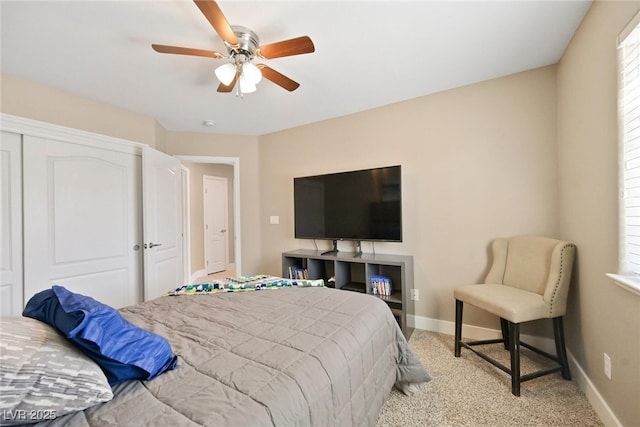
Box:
left=174, top=155, right=242, bottom=278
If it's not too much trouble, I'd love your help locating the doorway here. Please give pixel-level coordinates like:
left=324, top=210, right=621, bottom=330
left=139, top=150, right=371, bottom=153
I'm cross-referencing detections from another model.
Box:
left=174, top=156, right=241, bottom=281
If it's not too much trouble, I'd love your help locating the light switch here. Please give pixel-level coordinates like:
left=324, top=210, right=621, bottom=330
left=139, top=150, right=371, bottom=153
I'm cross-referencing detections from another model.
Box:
left=269, top=215, right=280, bottom=225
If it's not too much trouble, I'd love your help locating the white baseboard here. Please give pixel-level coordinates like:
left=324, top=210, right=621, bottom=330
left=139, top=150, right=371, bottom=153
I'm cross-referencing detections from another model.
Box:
left=566, top=351, right=623, bottom=427
left=190, top=269, right=206, bottom=283
left=189, top=264, right=237, bottom=284
left=411, top=314, right=502, bottom=340
left=410, top=314, right=621, bottom=427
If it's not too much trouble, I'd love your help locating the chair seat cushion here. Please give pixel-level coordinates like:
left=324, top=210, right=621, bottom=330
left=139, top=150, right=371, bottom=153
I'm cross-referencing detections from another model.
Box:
left=454, top=284, right=549, bottom=323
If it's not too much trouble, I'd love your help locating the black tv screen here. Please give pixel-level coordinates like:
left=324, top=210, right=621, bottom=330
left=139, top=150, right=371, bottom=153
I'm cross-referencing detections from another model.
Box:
left=294, top=165, right=402, bottom=242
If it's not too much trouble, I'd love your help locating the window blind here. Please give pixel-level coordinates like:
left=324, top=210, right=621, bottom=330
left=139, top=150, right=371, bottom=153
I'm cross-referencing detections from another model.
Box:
left=620, top=20, right=640, bottom=275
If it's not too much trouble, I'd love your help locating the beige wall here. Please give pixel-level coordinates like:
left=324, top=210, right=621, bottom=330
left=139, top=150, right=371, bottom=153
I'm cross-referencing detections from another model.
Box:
left=558, top=1, right=640, bottom=425
left=182, top=161, right=235, bottom=274
left=259, top=65, right=560, bottom=328
left=1, top=73, right=163, bottom=148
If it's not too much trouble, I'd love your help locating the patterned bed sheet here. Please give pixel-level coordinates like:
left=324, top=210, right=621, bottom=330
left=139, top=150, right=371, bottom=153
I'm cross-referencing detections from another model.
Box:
left=165, top=275, right=325, bottom=296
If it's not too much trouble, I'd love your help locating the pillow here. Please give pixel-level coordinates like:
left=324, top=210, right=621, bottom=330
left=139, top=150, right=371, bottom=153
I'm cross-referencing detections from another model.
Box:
left=23, top=286, right=178, bottom=386
left=0, top=317, right=113, bottom=425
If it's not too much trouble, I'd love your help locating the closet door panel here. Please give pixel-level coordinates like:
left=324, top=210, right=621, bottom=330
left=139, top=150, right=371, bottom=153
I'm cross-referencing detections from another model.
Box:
left=0, top=131, right=23, bottom=315
left=23, top=136, right=142, bottom=308
left=50, top=157, right=125, bottom=263
left=142, top=146, right=183, bottom=301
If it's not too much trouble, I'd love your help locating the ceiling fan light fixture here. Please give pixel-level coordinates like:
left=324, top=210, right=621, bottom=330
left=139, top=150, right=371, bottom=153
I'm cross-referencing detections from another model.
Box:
left=215, top=63, right=237, bottom=86
left=238, top=75, right=256, bottom=94
left=242, top=62, right=262, bottom=85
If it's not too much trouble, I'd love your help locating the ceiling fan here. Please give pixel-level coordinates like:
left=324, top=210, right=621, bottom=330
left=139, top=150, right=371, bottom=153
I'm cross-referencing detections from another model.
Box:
left=151, top=0, right=315, bottom=96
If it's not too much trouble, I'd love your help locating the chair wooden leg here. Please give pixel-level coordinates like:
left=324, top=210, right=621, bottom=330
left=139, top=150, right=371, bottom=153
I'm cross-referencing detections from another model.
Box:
left=553, top=317, right=571, bottom=380
left=509, top=321, right=521, bottom=396
left=500, top=318, right=509, bottom=350
left=455, top=300, right=463, bottom=357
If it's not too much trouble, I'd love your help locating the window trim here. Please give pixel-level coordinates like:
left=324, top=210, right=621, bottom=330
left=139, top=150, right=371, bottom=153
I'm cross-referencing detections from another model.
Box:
left=606, top=273, right=640, bottom=296
left=610, top=11, right=640, bottom=296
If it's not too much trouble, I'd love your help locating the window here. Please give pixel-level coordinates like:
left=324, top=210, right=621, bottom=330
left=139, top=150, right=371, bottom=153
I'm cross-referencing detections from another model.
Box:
left=609, top=13, right=640, bottom=296
left=619, top=17, right=640, bottom=274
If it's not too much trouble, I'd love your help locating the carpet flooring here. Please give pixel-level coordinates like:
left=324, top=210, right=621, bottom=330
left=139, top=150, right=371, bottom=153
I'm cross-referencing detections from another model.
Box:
left=376, top=329, right=603, bottom=427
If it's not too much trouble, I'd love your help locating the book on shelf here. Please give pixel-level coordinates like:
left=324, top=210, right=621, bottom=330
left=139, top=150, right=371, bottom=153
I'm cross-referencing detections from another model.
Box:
left=288, top=266, right=308, bottom=280
left=370, top=274, right=391, bottom=296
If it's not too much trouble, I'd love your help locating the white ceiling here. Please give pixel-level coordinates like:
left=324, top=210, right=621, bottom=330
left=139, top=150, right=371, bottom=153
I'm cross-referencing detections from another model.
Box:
left=1, top=1, right=591, bottom=136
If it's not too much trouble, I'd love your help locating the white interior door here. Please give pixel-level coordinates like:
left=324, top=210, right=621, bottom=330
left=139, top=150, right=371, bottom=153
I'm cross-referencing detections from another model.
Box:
left=1, top=131, right=23, bottom=315
left=181, top=166, right=190, bottom=284
left=142, top=146, right=183, bottom=300
left=23, top=136, right=142, bottom=308
left=204, top=176, right=228, bottom=274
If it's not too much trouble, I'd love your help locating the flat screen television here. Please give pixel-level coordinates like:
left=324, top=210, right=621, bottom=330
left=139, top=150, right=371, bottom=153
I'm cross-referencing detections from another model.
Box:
left=294, top=165, right=402, bottom=247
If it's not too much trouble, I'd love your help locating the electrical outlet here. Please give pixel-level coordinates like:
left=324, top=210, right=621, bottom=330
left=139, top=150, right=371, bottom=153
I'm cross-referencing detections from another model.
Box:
left=410, top=289, right=419, bottom=301
left=604, top=353, right=612, bottom=380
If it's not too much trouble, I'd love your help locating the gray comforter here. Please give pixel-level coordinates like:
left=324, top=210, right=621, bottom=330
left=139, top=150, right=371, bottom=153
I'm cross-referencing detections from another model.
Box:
left=40, top=287, right=430, bottom=426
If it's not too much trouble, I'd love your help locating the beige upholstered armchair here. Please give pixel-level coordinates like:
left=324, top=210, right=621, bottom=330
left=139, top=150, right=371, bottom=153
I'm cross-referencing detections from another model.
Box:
left=454, top=235, right=577, bottom=396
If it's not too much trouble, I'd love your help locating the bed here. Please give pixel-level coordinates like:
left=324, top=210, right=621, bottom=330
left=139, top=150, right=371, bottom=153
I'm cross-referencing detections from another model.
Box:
left=1, top=277, right=430, bottom=426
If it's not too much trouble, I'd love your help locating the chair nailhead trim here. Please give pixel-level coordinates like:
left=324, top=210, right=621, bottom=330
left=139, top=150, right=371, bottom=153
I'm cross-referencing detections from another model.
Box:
left=548, top=243, right=576, bottom=317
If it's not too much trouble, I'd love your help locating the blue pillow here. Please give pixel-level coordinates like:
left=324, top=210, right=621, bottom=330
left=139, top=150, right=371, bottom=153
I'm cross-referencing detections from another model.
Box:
left=23, top=286, right=177, bottom=386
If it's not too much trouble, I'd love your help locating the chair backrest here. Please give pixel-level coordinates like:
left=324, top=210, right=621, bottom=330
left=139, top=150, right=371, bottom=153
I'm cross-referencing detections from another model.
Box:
left=485, top=235, right=576, bottom=317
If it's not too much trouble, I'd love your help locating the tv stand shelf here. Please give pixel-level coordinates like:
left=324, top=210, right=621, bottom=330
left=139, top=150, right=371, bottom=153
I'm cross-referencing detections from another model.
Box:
left=282, top=249, right=414, bottom=339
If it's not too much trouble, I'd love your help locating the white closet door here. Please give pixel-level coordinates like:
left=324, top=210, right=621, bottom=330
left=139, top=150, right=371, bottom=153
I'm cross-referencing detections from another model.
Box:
left=142, top=146, right=183, bottom=301
left=23, top=136, right=142, bottom=308
left=1, top=131, right=23, bottom=315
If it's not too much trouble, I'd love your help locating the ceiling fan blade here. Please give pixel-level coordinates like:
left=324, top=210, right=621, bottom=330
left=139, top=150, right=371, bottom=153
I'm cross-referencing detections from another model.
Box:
left=194, top=0, right=238, bottom=46
left=217, top=72, right=240, bottom=92
left=257, top=65, right=300, bottom=91
left=152, top=44, right=224, bottom=59
left=257, top=36, right=315, bottom=59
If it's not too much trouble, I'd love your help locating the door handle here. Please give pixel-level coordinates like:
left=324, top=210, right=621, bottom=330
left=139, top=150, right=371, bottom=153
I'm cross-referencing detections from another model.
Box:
left=146, top=242, right=162, bottom=248
left=221, top=229, right=227, bottom=233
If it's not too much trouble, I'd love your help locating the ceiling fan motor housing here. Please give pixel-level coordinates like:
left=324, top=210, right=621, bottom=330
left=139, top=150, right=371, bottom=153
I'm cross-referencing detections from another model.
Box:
left=227, top=25, right=260, bottom=59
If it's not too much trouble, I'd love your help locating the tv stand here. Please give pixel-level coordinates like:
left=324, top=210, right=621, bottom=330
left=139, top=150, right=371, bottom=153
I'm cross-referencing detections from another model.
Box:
left=282, top=249, right=414, bottom=339
left=321, top=240, right=340, bottom=256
